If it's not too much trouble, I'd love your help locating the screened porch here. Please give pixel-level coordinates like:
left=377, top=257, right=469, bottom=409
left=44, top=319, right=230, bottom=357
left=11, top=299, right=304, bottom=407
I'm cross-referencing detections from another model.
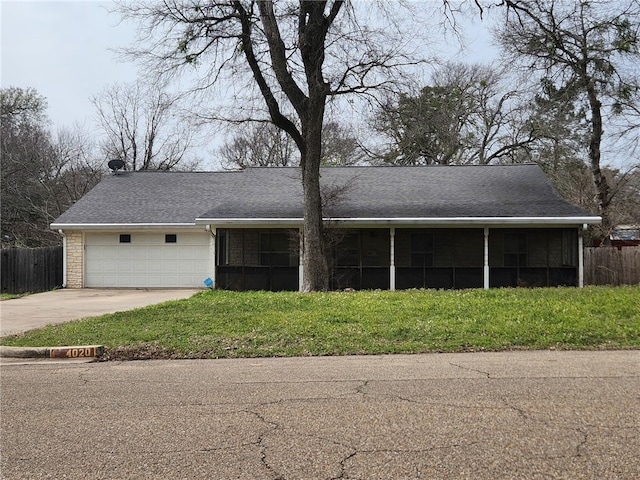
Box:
left=213, top=227, right=579, bottom=291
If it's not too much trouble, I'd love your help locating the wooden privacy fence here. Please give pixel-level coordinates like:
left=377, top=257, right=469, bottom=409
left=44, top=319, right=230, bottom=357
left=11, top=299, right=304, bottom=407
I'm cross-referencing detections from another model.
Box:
left=1, top=246, right=63, bottom=294
left=584, top=246, right=640, bottom=286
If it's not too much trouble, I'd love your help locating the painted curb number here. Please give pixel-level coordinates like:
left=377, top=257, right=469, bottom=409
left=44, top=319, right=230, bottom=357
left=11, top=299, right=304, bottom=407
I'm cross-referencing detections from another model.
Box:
left=50, top=346, right=98, bottom=359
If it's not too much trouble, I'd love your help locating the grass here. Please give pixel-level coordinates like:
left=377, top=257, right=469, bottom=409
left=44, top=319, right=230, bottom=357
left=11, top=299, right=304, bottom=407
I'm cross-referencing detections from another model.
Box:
left=1, top=286, right=638, bottom=360
left=0, top=293, right=28, bottom=301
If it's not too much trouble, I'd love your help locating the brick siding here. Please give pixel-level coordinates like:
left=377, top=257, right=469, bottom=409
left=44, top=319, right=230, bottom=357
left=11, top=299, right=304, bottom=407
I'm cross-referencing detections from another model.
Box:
left=64, top=231, right=84, bottom=288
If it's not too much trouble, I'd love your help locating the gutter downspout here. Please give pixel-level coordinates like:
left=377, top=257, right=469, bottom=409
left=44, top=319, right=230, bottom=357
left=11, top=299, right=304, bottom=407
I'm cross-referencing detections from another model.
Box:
left=58, top=230, right=67, bottom=288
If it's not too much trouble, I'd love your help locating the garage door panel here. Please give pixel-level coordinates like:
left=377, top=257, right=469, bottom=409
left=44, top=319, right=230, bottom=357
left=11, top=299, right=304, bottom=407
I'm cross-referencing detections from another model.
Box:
left=147, top=262, right=164, bottom=274
left=146, top=275, right=166, bottom=287
left=85, top=232, right=210, bottom=288
left=132, top=274, right=152, bottom=285
left=103, top=262, right=131, bottom=274
left=99, top=275, right=121, bottom=287
left=160, top=247, right=179, bottom=260
left=163, top=261, right=180, bottom=273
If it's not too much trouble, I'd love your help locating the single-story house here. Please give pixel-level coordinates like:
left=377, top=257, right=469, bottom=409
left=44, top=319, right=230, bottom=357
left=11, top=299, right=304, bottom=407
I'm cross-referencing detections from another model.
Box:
left=51, top=164, right=601, bottom=290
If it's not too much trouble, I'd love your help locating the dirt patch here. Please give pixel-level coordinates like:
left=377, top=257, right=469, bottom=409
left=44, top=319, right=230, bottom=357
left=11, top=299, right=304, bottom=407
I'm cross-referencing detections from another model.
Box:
left=99, top=344, right=183, bottom=361
left=98, top=343, right=234, bottom=361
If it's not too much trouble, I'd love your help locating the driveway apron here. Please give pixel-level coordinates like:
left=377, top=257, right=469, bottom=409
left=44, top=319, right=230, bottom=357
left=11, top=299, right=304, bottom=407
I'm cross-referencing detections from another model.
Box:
left=0, top=289, right=199, bottom=336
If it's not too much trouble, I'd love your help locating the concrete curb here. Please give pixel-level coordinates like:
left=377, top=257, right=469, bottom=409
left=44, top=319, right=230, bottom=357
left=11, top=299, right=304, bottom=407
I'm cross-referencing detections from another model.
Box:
left=0, top=345, right=104, bottom=359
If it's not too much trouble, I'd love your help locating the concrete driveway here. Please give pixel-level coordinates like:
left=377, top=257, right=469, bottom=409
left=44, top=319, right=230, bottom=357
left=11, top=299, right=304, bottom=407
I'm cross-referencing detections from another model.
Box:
left=0, top=288, right=200, bottom=337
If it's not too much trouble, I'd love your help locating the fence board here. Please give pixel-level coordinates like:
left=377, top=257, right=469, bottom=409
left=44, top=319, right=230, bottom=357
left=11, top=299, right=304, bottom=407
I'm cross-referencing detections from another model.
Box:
left=1, top=247, right=63, bottom=294
left=584, top=246, right=640, bottom=286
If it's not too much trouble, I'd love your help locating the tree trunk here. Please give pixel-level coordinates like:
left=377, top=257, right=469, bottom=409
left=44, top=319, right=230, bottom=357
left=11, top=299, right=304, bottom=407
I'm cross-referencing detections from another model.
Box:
left=301, top=99, right=329, bottom=292
left=586, top=83, right=612, bottom=235
left=297, top=1, right=334, bottom=291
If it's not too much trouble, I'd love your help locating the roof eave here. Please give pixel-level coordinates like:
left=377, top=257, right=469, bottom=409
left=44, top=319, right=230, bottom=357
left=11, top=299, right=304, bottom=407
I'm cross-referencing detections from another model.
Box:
left=195, top=216, right=602, bottom=227
left=51, top=223, right=201, bottom=231
left=195, top=218, right=304, bottom=227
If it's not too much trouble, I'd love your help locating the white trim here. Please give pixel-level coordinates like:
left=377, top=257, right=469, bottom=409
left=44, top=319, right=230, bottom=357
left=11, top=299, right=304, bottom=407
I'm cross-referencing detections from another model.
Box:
left=299, top=227, right=304, bottom=292
left=196, top=219, right=302, bottom=226
left=54, top=216, right=601, bottom=230
left=483, top=227, right=490, bottom=290
left=578, top=230, right=584, bottom=288
left=81, top=231, right=86, bottom=288
left=51, top=223, right=201, bottom=230
left=210, top=227, right=217, bottom=289
left=323, top=216, right=602, bottom=225
left=390, top=227, right=396, bottom=291
left=195, top=216, right=601, bottom=227
left=58, top=230, right=67, bottom=288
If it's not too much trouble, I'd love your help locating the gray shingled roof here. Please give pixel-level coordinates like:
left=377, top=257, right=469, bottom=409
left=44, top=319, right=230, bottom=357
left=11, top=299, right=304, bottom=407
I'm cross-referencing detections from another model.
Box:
left=51, top=165, right=600, bottom=227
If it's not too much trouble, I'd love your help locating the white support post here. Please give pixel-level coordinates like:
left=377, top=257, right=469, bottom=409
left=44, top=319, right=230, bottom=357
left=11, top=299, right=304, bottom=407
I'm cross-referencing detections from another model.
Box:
left=578, top=226, right=584, bottom=288
left=299, top=227, right=304, bottom=292
left=483, top=227, right=490, bottom=290
left=390, top=227, right=396, bottom=291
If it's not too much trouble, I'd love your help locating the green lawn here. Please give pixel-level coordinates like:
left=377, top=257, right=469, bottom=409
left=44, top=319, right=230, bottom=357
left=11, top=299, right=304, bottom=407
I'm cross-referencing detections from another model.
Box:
left=1, top=286, right=638, bottom=360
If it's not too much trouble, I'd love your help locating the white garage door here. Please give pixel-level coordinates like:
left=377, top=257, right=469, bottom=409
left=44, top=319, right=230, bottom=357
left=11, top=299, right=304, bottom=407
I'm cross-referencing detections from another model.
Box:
left=85, top=232, right=211, bottom=287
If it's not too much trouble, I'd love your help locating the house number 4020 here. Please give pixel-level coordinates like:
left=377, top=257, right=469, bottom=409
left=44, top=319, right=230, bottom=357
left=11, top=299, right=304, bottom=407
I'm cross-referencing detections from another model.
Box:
left=64, top=347, right=96, bottom=358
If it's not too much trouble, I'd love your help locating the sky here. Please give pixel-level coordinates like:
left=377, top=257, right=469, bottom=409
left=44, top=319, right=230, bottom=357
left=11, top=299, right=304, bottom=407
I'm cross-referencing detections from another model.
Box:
left=1, top=1, right=140, bottom=130
left=1, top=1, right=498, bottom=126
left=1, top=0, right=500, bottom=164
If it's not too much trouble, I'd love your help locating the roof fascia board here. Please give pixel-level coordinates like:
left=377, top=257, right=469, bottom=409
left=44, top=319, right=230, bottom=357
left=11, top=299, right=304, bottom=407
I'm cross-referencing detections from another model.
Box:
left=54, top=216, right=601, bottom=230
left=50, top=223, right=201, bottom=231
left=326, top=217, right=602, bottom=227
left=195, top=218, right=304, bottom=227
left=196, top=216, right=601, bottom=227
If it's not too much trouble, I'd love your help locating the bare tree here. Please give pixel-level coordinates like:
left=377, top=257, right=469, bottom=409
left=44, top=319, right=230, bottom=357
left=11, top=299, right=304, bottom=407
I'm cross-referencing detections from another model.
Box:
left=220, top=122, right=297, bottom=169
left=44, top=127, right=104, bottom=218
left=219, top=119, right=363, bottom=169
left=92, top=81, right=199, bottom=171
left=496, top=0, right=640, bottom=234
left=118, top=0, right=442, bottom=290
left=1, top=87, right=55, bottom=246
left=1, top=87, right=103, bottom=246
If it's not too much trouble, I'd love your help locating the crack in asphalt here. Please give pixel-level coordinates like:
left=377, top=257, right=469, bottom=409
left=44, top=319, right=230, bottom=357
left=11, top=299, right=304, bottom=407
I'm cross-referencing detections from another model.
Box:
left=244, top=380, right=499, bottom=480
left=241, top=376, right=620, bottom=480
left=245, top=409, right=282, bottom=479
left=575, top=427, right=590, bottom=457
left=449, top=362, right=492, bottom=378
left=354, top=380, right=369, bottom=395
left=13, top=364, right=639, bottom=480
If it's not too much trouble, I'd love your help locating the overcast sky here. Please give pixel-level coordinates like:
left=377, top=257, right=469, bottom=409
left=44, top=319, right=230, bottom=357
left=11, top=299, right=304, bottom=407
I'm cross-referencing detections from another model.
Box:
left=1, top=1, right=139, bottom=130
left=1, top=1, right=498, bottom=141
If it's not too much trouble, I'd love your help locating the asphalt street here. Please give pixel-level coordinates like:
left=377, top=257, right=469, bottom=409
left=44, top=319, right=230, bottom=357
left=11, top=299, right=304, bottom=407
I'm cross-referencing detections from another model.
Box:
left=1, top=350, right=639, bottom=479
